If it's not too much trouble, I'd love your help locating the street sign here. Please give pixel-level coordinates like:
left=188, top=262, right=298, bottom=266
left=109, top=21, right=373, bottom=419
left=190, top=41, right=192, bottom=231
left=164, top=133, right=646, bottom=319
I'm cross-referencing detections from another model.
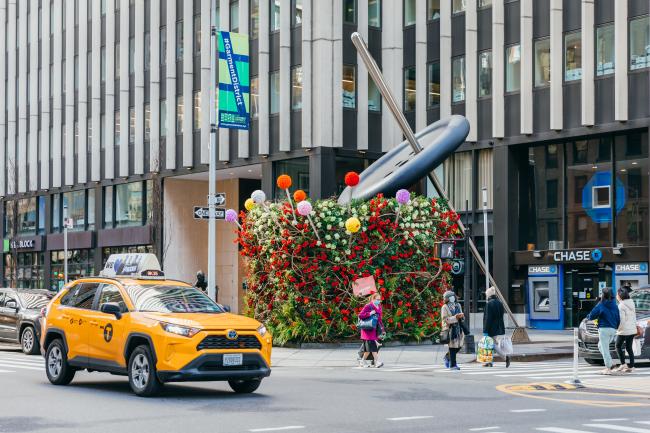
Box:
left=193, top=207, right=226, bottom=220
left=208, top=193, right=226, bottom=207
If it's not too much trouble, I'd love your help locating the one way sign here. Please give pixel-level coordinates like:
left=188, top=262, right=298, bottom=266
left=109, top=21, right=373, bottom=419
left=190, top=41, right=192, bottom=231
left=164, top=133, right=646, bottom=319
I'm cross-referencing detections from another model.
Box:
left=193, top=207, right=226, bottom=220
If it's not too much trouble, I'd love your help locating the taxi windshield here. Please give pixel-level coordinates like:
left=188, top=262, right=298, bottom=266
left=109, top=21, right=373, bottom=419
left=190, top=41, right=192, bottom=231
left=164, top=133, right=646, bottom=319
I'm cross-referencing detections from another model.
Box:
left=125, top=284, right=224, bottom=314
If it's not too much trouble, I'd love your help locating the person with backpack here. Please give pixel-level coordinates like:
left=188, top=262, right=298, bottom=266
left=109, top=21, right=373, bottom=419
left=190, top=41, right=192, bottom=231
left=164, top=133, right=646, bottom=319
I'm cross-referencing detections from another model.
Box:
left=483, top=286, right=511, bottom=368
left=358, top=292, right=385, bottom=368
left=615, top=286, right=637, bottom=373
left=441, top=290, right=465, bottom=370
left=586, top=287, right=621, bottom=375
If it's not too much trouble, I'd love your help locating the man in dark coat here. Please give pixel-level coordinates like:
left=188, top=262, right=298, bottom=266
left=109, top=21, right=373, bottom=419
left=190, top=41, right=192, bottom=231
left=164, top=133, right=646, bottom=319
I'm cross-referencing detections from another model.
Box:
left=483, top=286, right=510, bottom=368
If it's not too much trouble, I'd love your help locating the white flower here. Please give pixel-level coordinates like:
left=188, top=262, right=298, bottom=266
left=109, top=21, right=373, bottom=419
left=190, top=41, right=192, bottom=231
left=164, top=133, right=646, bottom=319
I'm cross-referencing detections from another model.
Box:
left=334, top=233, right=340, bottom=239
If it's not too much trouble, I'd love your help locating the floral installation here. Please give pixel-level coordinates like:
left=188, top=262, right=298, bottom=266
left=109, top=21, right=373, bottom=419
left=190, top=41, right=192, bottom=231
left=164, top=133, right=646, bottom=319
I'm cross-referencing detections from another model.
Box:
left=224, top=173, right=462, bottom=344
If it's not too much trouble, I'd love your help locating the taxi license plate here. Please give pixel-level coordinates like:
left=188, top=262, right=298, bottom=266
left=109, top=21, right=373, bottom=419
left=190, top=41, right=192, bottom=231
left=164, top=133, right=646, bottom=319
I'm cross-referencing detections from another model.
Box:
left=223, top=354, right=243, bottom=367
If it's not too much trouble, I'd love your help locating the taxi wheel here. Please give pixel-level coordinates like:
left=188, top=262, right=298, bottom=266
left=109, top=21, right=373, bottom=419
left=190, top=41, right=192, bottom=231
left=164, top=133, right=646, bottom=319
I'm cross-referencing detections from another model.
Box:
left=21, top=326, right=40, bottom=355
left=45, top=339, right=75, bottom=385
left=228, top=378, right=262, bottom=394
left=128, top=345, right=162, bottom=397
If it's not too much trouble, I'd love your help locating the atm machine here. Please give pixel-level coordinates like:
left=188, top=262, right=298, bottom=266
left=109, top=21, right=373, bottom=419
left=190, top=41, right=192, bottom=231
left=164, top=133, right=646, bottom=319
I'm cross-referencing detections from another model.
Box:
left=613, top=263, right=649, bottom=292
left=527, top=265, right=564, bottom=330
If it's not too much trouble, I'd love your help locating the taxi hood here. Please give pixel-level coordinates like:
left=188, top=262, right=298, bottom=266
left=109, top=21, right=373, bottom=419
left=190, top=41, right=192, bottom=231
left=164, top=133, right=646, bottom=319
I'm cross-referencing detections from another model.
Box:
left=139, top=312, right=262, bottom=330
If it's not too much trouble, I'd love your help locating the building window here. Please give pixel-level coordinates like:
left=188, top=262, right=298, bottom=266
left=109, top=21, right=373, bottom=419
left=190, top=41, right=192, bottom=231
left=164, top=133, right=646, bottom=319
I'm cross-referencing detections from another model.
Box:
left=546, top=179, right=558, bottom=209
left=596, top=24, right=614, bottom=76
left=115, top=182, right=144, bottom=228
left=479, top=0, right=492, bottom=8
left=100, top=114, right=106, bottom=150
left=444, top=151, right=473, bottom=211
left=114, top=43, right=119, bottom=77
left=176, top=96, right=184, bottom=134
left=404, top=0, right=415, bottom=26
left=564, top=31, right=582, bottom=81
left=193, top=91, right=201, bottom=131
left=629, top=16, right=650, bottom=71
left=368, top=79, right=381, bottom=112
left=104, top=185, right=113, bottom=227
left=251, top=77, right=259, bottom=119
left=452, top=0, right=466, bottom=14
left=88, top=189, right=96, bottom=230
left=129, top=37, right=135, bottom=74
left=343, top=0, right=356, bottom=24
left=62, top=190, right=87, bottom=232
left=427, top=62, right=440, bottom=107
left=271, top=0, right=280, bottom=32
left=192, top=17, right=200, bottom=56
left=274, top=158, right=310, bottom=199
left=144, top=104, right=151, bottom=141
left=17, top=198, right=37, bottom=235
left=230, top=1, right=239, bottom=32
left=160, top=99, right=167, bottom=137
left=506, top=44, right=521, bottom=92
left=534, top=38, right=550, bottom=87
left=615, top=132, right=649, bottom=245
left=403, top=66, right=416, bottom=111
left=293, top=0, right=303, bottom=26
left=129, top=107, right=135, bottom=145
left=428, top=0, right=440, bottom=20
left=291, top=67, right=303, bottom=110
left=368, top=0, right=380, bottom=28
left=452, top=56, right=465, bottom=103
left=270, top=71, right=280, bottom=114
left=160, top=26, right=167, bottom=66
left=176, top=21, right=183, bottom=61
left=478, top=50, right=492, bottom=97
left=342, top=65, right=356, bottom=109
left=114, top=111, right=120, bottom=146
left=477, top=149, right=493, bottom=209
left=251, top=0, right=259, bottom=38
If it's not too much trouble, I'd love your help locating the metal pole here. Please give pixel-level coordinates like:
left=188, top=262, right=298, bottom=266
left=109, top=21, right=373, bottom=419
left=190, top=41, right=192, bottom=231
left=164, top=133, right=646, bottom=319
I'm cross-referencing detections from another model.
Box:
left=63, top=204, right=68, bottom=284
left=207, top=0, right=217, bottom=301
left=482, top=187, right=489, bottom=293
left=351, top=32, right=527, bottom=339
left=567, top=327, right=582, bottom=386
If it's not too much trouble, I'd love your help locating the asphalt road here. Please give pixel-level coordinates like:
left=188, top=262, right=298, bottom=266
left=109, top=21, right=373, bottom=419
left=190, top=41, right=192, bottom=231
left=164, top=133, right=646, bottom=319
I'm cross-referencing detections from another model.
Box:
left=1, top=349, right=649, bottom=433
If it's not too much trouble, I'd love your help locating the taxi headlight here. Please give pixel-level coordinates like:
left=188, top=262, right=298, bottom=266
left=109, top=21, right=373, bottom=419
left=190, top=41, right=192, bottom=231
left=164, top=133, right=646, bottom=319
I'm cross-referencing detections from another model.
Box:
left=257, top=325, right=267, bottom=337
left=160, top=322, right=200, bottom=338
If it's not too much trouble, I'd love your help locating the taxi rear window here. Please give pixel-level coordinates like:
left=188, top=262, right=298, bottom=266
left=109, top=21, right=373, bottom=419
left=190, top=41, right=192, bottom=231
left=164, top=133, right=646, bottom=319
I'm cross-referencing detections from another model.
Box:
left=124, top=285, right=225, bottom=314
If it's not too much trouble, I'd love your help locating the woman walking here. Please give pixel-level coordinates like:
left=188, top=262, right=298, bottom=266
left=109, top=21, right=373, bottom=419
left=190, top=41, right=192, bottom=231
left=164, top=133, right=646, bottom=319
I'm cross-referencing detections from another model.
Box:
left=441, top=290, right=465, bottom=370
left=615, top=286, right=637, bottom=373
left=483, top=287, right=511, bottom=368
left=358, top=292, right=385, bottom=368
left=586, top=287, right=620, bottom=375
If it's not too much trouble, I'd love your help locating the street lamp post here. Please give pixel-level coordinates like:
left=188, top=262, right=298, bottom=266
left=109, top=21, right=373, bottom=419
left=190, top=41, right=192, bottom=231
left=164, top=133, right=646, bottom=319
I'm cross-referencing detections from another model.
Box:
left=207, top=0, right=218, bottom=301
left=482, top=187, right=489, bottom=294
left=63, top=204, right=69, bottom=284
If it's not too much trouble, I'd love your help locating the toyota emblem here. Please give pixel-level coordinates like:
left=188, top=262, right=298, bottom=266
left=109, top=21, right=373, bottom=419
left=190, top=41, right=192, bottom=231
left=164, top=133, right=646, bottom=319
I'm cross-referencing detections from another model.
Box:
left=226, top=330, right=238, bottom=340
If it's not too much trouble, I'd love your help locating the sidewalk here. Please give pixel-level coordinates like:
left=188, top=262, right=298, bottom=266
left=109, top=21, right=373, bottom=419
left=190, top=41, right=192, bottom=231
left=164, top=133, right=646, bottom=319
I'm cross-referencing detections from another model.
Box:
left=272, top=328, right=574, bottom=367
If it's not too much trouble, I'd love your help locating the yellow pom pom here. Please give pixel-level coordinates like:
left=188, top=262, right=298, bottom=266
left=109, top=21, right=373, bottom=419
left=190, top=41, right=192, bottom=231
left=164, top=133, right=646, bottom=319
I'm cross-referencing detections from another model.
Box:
left=244, top=198, right=256, bottom=211
left=345, top=217, right=361, bottom=233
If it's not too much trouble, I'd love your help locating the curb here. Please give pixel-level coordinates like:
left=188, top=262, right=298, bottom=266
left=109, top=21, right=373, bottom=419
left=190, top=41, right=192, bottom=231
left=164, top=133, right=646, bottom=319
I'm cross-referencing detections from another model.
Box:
left=279, top=340, right=435, bottom=349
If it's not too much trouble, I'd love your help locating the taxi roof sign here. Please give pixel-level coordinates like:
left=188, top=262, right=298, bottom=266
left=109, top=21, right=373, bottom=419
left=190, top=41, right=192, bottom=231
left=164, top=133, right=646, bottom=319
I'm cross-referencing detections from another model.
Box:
left=100, top=253, right=164, bottom=278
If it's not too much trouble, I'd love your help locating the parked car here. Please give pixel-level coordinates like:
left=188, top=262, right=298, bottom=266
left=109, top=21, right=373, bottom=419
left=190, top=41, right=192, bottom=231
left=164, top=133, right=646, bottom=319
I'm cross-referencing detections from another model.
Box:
left=0, top=288, right=54, bottom=355
left=578, top=285, right=650, bottom=365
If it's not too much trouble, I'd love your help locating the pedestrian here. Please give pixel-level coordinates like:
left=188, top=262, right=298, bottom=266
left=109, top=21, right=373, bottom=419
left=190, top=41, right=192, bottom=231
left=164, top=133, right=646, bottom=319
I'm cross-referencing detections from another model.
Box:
left=586, top=287, right=620, bottom=375
left=358, top=292, right=385, bottom=368
left=194, top=271, right=208, bottom=293
left=615, top=286, right=637, bottom=373
left=483, top=286, right=511, bottom=368
left=441, top=290, right=465, bottom=370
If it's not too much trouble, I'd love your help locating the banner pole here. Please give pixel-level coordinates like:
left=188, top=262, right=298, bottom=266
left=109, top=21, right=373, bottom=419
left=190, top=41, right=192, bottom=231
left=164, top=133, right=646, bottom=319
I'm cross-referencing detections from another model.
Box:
left=207, top=0, right=217, bottom=301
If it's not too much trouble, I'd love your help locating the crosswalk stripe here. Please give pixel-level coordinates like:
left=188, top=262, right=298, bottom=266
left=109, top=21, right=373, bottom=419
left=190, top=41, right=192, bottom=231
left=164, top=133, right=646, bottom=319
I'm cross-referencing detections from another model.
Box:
left=636, top=423, right=650, bottom=426
left=0, top=362, right=43, bottom=371
left=592, top=420, right=630, bottom=422
left=0, top=369, right=15, bottom=373
left=537, top=428, right=596, bottom=433
left=464, top=367, right=603, bottom=376
left=469, top=427, right=501, bottom=431
left=0, top=357, right=45, bottom=365
left=0, top=355, right=45, bottom=363
left=583, top=424, right=650, bottom=433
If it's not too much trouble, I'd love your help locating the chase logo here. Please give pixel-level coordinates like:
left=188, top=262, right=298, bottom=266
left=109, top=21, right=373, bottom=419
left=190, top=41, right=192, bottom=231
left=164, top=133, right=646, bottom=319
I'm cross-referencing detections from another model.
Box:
left=226, top=330, right=238, bottom=340
left=591, top=249, right=603, bottom=263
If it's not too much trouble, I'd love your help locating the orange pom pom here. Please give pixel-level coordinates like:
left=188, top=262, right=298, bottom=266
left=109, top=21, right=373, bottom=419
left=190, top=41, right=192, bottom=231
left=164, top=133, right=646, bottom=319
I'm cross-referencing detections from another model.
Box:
left=276, top=174, right=292, bottom=190
left=293, top=189, right=307, bottom=202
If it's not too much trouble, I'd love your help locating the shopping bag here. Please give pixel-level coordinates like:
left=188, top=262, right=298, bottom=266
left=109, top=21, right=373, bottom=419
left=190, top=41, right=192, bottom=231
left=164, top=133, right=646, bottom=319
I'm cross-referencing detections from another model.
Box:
left=633, top=338, right=642, bottom=357
left=477, top=336, right=494, bottom=364
left=497, top=335, right=514, bottom=355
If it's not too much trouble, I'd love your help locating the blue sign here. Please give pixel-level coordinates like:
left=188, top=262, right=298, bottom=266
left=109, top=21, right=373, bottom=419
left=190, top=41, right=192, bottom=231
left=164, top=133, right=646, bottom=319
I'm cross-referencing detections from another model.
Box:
left=591, top=248, right=603, bottom=263
left=582, top=171, right=625, bottom=223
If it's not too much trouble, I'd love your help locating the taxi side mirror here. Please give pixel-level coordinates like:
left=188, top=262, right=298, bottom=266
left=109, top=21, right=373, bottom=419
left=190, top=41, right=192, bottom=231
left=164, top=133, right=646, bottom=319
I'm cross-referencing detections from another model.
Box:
left=100, top=302, right=122, bottom=319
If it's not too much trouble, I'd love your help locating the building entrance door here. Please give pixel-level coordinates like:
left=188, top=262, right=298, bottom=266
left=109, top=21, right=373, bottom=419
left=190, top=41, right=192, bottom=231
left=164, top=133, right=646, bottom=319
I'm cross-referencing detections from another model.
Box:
left=564, top=266, right=612, bottom=328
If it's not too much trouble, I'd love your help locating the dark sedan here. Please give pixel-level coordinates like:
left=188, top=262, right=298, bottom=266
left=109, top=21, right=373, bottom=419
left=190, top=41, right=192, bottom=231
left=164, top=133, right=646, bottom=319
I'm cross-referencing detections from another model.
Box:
left=0, top=288, right=54, bottom=355
left=578, top=286, right=650, bottom=365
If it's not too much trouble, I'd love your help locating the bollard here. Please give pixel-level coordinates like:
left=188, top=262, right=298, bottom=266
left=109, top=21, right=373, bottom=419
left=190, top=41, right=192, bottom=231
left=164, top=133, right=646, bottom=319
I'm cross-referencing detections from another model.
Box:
left=566, top=327, right=582, bottom=386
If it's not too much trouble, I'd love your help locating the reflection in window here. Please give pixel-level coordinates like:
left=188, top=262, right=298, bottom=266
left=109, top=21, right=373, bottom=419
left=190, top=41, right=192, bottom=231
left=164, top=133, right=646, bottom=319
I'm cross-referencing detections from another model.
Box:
left=251, top=0, right=259, bottom=38
left=342, top=65, right=356, bottom=109
left=176, top=96, right=183, bottom=134
left=452, top=56, right=465, bottom=103
left=404, top=0, right=415, bottom=26
left=144, top=104, right=151, bottom=141
left=193, top=16, right=200, bottom=56
left=615, top=132, right=649, bottom=246
left=506, top=44, right=521, bottom=92
left=129, top=37, right=134, bottom=74
left=479, top=0, right=492, bottom=8
left=368, top=79, right=381, bottom=112
left=274, top=158, right=310, bottom=199
left=564, top=32, right=582, bottom=81
left=271, top=0, right=280, bottom=31
left=596, top=24, right=614, bottom=76
left=293, top=0, right=303, bottom=26
left=160, top=26, right=167, bottom=66
left=251, top=77, right=259, bottom=119
left=428, top=62, right=440, bottom=107
left=114, top=111, right=120, bottom=146
left=104, top=185, right=113, bottom=227
left=291, top=67, right=303, bottom=110
left=160, top=99, right=167, bottom=137
left=270, top=71, right=280, bottom=114
left=63, top=190, right=87, bottom=232
left=88, top=189, right=95, bottom=230
left=534, top=39, right=550, bottom=87
left=17, top=198, right=37, bottom=235
left=477, top=149, right=493, bottom=209
left=629, top=16, right=650, bottom=71
left=193, top=91, right=201, bottom=131
left=428, top=0, right=440, bottom=20
left=452, top=0, right=466, bottom=14
left=368, top=0, right=380, bottom=27
left=343, top=0, right=356, bottom=24
left=478, top=51, right=492, bottom=97
left=444, top=151, right=472, bottom=211
left=115, top=182, right=144, bottom=228
left=129, top=107, right=135, bottom=145
left=404, top=66, right=416, bottom=111
left=230, top=1, right=239, bottom=32
left=176, top=21, right=183, bottom=62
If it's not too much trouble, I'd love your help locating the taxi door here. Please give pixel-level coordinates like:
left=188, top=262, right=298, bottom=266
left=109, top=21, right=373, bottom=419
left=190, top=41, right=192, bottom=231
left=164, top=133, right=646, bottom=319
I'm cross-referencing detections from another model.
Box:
left=86, top=283, right=128, bottom=368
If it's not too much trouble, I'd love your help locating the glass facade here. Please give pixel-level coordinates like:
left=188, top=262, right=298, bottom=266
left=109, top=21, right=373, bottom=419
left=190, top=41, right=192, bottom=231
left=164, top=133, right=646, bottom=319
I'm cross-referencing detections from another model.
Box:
left=428, top=0, right=440, bottom=21
left=404, top=0, right=415, bottom=26
left=291, top=67, right=303, bottom=111
left=274, top=158, right=310, bottom=199
left=428, top=62, right=440, bottom=107
left=452, top=56, right=465, bottom=103
left=4, top=252, right=45, bottom=289
left=368, top=0, right=380, bottom=28
left=50, top=249, right=95, bottom=291
left=342, top=65, right=356, bottom=109
left=104, top=181, right=152, bottom=229
left=478, top=51, right=492, bottom=97
left=564, top=32, right=582, bottom=82
left=630, top=16, right=650, bottom=71
left=596, top=24, right=614, bottom=76
left=506, top=44, right=521, bottom=92
left=368, top=79, right=381, bottom=112
left=534, top=38, right=550, bottom=87
left=403, top=66, right=416, bottom=111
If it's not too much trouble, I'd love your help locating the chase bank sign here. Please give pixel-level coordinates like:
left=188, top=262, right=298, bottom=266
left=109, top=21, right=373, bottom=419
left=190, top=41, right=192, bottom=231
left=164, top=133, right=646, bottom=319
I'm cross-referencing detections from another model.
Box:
left=551, top=249, right=603, bottom=263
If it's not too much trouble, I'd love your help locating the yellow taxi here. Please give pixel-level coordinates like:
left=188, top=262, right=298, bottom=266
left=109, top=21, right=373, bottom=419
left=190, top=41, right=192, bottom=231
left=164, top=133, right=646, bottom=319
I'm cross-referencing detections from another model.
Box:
left=40, top=254, right=272, bottom=397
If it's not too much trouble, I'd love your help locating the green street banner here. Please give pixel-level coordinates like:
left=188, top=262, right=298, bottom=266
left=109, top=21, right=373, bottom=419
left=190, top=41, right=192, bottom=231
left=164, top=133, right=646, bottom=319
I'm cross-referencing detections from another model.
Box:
left=218, top=31, right=250, bottom=130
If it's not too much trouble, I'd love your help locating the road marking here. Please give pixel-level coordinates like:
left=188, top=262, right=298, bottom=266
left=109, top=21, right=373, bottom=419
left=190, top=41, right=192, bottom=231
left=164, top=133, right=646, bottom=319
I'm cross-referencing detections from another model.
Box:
left=0, top=362, right=42, bottom=371
left=537, top=428, right=596, bottom=433
left=592, top=419, right=630, bottom=422
left=469, top=427, right=501, bottom=431
left=0, top=369, right=14, bottom=373
left=583, top=424, right=650, bottom=433
left=637, top=422, right=650, bottom=426
left=387, top=416, right=434, bottom=421
left=510, top=409, right=547, bottom=413
left=248, top=427, right=305, bottom=432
